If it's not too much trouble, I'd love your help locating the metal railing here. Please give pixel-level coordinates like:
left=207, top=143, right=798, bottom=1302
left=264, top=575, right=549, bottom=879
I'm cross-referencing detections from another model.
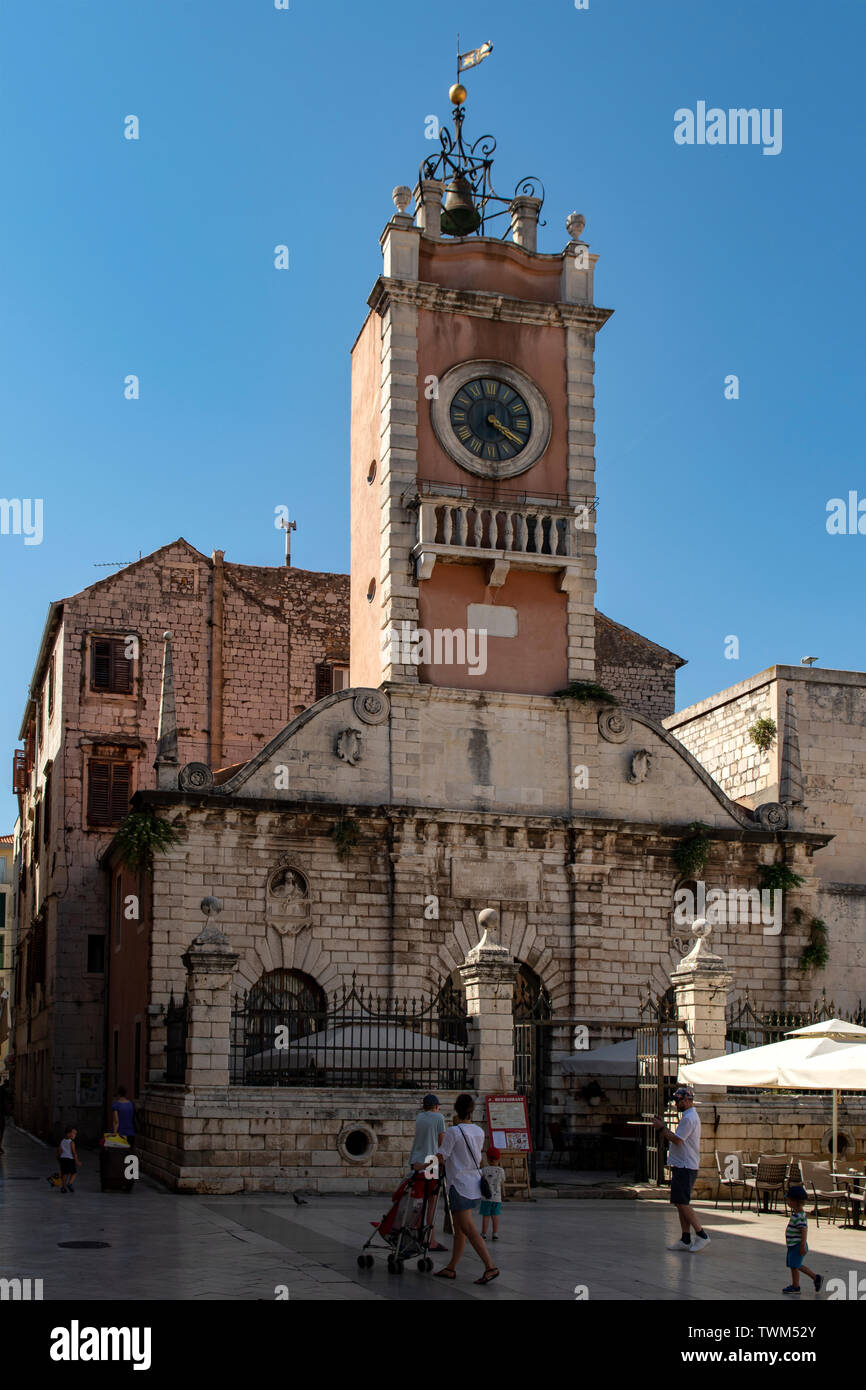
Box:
left=229, top=976, right=471, bottom=1090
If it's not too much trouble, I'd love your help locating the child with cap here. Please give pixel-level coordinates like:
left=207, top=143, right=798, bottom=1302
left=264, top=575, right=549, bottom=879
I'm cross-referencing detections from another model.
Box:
left=783, top=1185, right=822, bottom=1294
left=480, top=1145, right=506, bottom=1241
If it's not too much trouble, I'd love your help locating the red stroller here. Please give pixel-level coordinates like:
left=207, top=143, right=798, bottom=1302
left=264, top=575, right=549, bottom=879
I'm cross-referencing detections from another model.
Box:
left=358, top=1171, right=447, bottom=1273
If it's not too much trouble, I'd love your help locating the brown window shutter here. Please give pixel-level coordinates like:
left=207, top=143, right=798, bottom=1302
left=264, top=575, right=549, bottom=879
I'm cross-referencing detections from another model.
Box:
left=92, top=640, right=112, bottom=689
left=314, top=663, right=332, bottom=700
left=33, top=804, right=41, bottom=859
left=110, top=639, right=133, bottom=693
left=48, top=657, right=55, bottom=717
left=87, top=759, right=112, bottom=825
left=91, top=637, right=133, bottom=693
left=109, top=762, right=132, bottom=823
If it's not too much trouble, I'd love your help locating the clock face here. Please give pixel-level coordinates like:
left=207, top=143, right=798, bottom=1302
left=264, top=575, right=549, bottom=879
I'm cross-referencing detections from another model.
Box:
left=448, top=376, right=533, bottom=464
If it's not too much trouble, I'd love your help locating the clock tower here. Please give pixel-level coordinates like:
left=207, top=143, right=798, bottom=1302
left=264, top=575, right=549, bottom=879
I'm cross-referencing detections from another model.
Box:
left=350, top=89, right=612, bottom=696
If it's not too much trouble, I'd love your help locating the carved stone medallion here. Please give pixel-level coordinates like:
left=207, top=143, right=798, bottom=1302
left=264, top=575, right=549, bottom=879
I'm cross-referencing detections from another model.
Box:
left=754, top=802, right=789, bottom=830
left=627, top=749, right=652, bottom=784
left=353, top=690, right=391, bottom=725
left=178, top=762, right=214, bottom=791
left=598, top=709, right=632, bottom=743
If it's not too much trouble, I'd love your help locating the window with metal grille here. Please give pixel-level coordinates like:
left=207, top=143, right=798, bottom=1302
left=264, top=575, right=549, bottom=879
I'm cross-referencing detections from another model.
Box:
left=90, top=637, right=133, bottom=694
left=87, top=759, right=132, bottom=827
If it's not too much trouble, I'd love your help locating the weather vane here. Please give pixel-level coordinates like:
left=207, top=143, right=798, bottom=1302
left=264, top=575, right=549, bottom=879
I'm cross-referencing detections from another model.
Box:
left=421, top=37, right=544, bottom=239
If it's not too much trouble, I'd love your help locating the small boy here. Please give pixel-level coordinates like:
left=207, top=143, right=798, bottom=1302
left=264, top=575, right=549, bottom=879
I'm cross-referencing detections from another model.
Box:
left=58, top=1125, right=80, bottom=1193
left=480, top=1145, right=506, bottom=1241
left=783, top=1185, right=822, bottom=1294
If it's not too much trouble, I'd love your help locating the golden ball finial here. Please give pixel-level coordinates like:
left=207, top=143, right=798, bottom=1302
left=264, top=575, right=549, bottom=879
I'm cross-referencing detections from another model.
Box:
left=449, top=83, right=467, bottom=105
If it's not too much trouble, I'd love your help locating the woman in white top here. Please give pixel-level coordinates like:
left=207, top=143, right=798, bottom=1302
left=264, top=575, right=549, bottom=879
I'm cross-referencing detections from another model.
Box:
left=435, top=1094, right=499, bottom=1284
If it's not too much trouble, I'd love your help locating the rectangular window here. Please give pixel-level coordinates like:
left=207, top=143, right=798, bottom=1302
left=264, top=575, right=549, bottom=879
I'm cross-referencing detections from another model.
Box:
left=314, top=663, right=350, bottom=699
left=87, top=759, right=132, bottom=827
left=33, top=804, right=41, bottom=862
left=90, top=637, right=133, bottom=694
left=134, top=1021, right=142, bottom=1099
left=87, top=934, right=106, bottom=974
left=48, top=656, right=55, bottom=718
left=36, top=700, right=42, bottom=750
left=43, top=770, right=51, bottom=848
left=114, top=873, right=124, bottom=950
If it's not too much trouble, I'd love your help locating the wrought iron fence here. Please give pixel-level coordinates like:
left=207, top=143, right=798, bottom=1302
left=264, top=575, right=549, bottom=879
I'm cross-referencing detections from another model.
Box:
left=727, top=994, right=866, bottom=1051
left=726, top=993, right=866, bottom=1095
left=164, top=992, right=188, bottom=1084
left=230, top=975, right=471, bottom=1089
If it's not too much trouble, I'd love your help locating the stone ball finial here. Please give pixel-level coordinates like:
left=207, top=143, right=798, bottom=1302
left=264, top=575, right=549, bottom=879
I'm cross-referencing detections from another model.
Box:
left=566, top=210, right=586, bottom=241
left=163, top=630, right=172, bottom=641
left=392, top=185, right=412, bottom=214
left=200, top=896, right=223, bottom=917
left=477, top=908, right=499, bottom=932
left=691, top=917, right=711, bottom=942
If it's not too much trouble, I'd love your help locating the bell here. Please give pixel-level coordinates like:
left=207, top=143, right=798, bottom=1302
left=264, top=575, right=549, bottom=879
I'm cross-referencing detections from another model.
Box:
left=440, top=174, right=481, bottom=236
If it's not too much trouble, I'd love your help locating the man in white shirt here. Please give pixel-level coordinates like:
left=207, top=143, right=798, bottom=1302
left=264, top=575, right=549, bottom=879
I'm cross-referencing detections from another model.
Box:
left=652, top=1086, right=710, bottom=1253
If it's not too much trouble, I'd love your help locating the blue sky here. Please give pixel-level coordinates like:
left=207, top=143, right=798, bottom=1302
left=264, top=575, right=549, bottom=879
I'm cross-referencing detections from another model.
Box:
left=1, top=0, right=864, bottom=829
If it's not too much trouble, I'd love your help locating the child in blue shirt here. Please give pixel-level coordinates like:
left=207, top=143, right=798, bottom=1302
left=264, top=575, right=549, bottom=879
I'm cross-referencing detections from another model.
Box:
left=783, top=1186, right=822, bottom=1294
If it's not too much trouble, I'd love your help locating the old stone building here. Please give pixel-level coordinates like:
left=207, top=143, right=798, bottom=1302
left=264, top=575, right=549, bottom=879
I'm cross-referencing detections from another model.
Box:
left=666, top=664, right=866, bottom=1012
left=11, top=539, right=348, bottom=1139
left=96, top=95, right=846, bottom=1194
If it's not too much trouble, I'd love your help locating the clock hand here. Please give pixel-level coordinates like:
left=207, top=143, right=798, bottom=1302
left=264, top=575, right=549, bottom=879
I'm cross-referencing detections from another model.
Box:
left=487, top=413, right=524, bottom=446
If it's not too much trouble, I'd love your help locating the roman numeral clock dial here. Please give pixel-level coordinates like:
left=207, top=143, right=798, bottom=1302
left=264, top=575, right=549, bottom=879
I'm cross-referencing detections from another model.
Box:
left=431, top=360, right=551, bottom=480
left=449, top=377, right=531, bottom=462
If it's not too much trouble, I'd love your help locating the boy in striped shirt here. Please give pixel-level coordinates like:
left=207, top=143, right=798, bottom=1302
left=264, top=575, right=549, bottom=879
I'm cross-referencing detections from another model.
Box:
left=783, top=1185, right=822, bottom=1294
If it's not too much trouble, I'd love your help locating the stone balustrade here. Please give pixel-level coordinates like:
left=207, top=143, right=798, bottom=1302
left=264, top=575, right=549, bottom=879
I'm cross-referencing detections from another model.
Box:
left=413, top=495, right=584, bottom=588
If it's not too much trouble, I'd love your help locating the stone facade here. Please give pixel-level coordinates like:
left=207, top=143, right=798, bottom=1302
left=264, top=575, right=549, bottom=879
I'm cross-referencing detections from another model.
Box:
left=595, top=612, right=684, bottom=721
left=666, top=666, right=866, bottom=1011
left=11, top=540, right=349, bottom=1140
left=102, top=680, right=831, bottom=1191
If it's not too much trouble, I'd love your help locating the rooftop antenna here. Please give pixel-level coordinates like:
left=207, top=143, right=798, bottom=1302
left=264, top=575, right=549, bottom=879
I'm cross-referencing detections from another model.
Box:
left=279, top=515, right=297, bottom=567
left=93, top=551, right=142, bottom=568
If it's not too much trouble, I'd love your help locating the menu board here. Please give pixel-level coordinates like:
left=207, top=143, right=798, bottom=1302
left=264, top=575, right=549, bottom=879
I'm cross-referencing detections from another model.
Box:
left=485, top=1093, right=532, bottom=1153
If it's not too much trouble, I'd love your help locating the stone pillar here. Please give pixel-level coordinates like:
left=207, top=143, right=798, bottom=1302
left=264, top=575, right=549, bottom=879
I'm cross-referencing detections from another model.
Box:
left=458, top=908, right=517, bottom=1095
left=670, top=920, right=733, bottom=1069
left=509, top=195, right=542, bottom=252
left=181, top=920, right=239, bottom=1090
left=413, top=178, right=445, bottom=239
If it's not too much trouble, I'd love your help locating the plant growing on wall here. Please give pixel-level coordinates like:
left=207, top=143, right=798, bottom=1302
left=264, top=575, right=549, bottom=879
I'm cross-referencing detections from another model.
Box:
left=114, top=808, right=183, bottom=871
left=758, top=861, right=805, bottom=912
left=748, top=717, right=777, bottom=753
left=673, top=822, right=712, bottom=879
left=331, top=816, right=360, bottom=861
left=553, top=681, right=618, bottom=704
left=798, top=917, right=829, bottom=974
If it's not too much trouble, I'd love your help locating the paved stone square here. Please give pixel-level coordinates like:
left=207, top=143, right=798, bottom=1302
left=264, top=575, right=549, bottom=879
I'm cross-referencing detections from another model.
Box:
left=2, top=1128, right=866, bottom=1302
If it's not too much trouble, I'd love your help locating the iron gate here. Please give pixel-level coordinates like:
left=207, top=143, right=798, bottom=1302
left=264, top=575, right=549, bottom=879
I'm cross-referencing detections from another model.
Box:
left=513, top=967, right=552, bottom=1161
left=635, top=990, right=692, bottom=1185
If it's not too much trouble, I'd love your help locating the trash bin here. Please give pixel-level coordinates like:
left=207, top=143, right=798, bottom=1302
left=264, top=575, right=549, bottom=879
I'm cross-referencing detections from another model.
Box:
left=99, top=1137, right=134, bottom=1193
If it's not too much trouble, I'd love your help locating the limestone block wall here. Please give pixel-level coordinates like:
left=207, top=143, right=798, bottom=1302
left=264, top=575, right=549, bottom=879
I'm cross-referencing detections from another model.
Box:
left=595, top=612, right=683, bottom=721
left=666, top=667, right=866, bottom=1011
left=141, top=1086, right=467, bottom=1194
left=665, top=677, right=776, bottom=806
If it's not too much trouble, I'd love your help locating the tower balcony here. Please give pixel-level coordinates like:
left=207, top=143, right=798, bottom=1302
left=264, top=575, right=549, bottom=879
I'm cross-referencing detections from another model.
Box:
left=410, top=482, right=593, bottom=592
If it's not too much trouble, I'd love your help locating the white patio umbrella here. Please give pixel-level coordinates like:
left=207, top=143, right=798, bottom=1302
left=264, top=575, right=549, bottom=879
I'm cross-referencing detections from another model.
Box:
left=679, top=1018, right=866, bottom=1167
